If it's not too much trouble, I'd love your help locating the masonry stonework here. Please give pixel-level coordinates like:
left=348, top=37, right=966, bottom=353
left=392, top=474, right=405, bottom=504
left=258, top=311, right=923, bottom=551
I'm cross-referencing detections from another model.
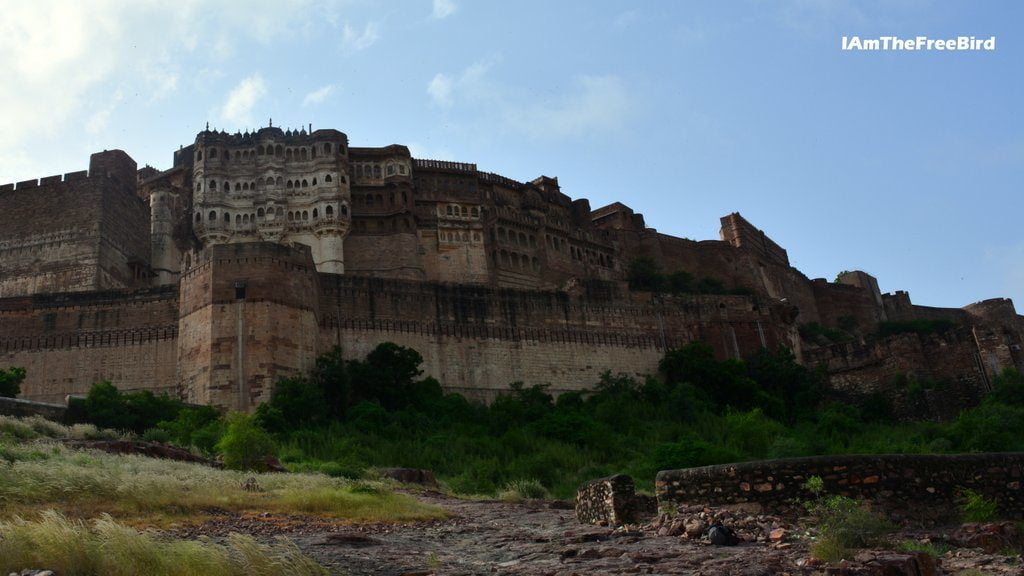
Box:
left=0, top=124, right=1022, bottom=412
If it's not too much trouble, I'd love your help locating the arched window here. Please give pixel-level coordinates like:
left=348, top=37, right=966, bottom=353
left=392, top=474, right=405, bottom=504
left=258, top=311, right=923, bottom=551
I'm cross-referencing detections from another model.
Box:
left=399, top=165, right=407, bottom=175
left=243, top=214, right=249, bottom=224
left=195, top=213, right=201, bottom=223
left=257, top=208, right=265, bottom=217
left=461, top=206, right=468, bottom=217
left=300, top=148, right=308, bottom=161
left=195, top=182, right=202, bottom=192
left=373, top=165, right=381, bottom=178
left=312, top=208, right=318, bottom=219
left=446, top=205, right=453, bottom=215
left=302, top=211, right=308, bottom=221
left=234, top=182, right=241, bottom=191
left=471, top=207, right=478, bottom=217
left=341, top=205, right=348, bottom=216
left=323, top=143, right=332, bottom=154
left=301, top=179, right=308, bottom=188
left=311, top=147, right=317, bottom=158
left=288, top=212, right=294, bottom=222
left=196, top=150, right=203, bottom=161
left=286, top=180, right=293, bottom=189
left=210, top=148, right=217, bottom=158
left=275, top=145, right=283, bottom=156
left=209, top=180, right=217, bottom=190
left=242, top=182, right=249, bottom=191
left=235, top=214, right=241, bottom=225
left=208, top=211, right=216, bottom=221
left=224, top=212, right=230, bottom=223
left=286, top=149, right=294, bottom=160
left=275, top=207, right=283, bottom=218
left=312, top=177, right=317, bottom=186
left=387, top=164, right=395, bottom=176
left=325, top=174, right=333, bottom=183
left=326, top=205, right=334, bottom=217
left=276, top=176, right=283, bottom=186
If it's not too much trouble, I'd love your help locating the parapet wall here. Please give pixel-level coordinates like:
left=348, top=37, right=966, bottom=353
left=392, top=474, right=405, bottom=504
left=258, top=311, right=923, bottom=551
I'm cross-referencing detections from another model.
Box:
left=719, top=212, right=789, bottom=267
left=656, top=453, right=1024, bottom=522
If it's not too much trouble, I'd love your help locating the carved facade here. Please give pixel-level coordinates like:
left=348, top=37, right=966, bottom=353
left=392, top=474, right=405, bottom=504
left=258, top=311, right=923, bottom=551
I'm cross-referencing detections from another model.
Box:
left=1, top=125, right=1022, bottom=415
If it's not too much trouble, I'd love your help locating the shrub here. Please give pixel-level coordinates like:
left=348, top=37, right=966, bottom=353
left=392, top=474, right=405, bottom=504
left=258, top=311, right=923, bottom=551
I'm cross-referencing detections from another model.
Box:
left=958, top=488, right=998, bottom=522
left=216, top=413, right=276, bottom=472
left=0, top=366, right=25, bottom=398
left=499, top=478, right=549, bottom=501
left=803, top=475, right=893, bottom=561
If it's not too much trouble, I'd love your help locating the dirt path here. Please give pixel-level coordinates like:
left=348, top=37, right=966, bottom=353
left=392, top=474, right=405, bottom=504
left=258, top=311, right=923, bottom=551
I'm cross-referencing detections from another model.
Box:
left=173, top=491, right=1022, bottom=576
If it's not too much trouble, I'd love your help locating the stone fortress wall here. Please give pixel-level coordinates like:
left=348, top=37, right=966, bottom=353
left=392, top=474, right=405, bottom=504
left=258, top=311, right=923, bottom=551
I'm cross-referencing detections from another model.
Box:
left=0, top=124, right=1022, bottom=413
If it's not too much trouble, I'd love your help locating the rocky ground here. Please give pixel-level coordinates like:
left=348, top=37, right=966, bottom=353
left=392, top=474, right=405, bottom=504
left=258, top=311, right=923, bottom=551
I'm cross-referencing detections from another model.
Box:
left=155, top=491, right=1024, bottom=576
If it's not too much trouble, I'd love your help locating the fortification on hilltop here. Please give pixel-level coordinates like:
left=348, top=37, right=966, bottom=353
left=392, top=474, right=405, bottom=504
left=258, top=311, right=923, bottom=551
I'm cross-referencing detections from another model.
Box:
left=1, top=124, right=1022, bottom=415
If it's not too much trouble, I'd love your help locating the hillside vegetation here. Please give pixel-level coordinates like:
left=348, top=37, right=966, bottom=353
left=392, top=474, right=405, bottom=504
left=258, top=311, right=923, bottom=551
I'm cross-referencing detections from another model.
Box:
left=62, top=342, right=1024, bottom=499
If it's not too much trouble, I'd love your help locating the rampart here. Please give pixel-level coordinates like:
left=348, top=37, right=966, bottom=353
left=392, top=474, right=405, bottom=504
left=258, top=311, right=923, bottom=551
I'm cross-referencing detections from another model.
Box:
left=656, top=453, right=1024, bottom=522
left=0, top=150, right=150, bottom=297
left=0, top=286, right=179, bottom=403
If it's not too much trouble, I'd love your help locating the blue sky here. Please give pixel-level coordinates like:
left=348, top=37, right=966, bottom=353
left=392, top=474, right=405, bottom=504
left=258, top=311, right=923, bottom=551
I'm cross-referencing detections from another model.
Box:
left=1, top=0, right=1020, bottom=310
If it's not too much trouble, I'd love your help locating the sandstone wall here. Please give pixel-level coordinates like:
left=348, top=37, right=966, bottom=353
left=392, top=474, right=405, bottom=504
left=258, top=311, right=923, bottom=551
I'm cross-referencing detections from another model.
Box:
left=656, top=453, right=1024, bottom=522
left=318, top=274, right=798, bottom=400
left=0, top=287, right=179, bottom=403
left=178, top=242, right=320, bottom=411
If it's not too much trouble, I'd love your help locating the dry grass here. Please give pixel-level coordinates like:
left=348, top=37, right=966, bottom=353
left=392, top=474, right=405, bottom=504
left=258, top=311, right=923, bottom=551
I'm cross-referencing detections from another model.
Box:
left=0, top=416, right=444, bottom=525
left=0, top=511, right=327, bottom=576
left=0, top=438, right=443, bottom=523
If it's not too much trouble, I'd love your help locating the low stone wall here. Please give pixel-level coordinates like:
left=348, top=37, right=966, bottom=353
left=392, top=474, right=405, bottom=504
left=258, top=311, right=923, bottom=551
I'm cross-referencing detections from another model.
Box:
left=0, top=396, right=68, bottom=422
left=576, top=474, right=657, bottom=526
left=656, top=454, right=1024, bottom=522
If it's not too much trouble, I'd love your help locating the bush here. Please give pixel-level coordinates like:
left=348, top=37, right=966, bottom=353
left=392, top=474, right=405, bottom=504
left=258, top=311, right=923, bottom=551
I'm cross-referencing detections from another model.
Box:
left=0, top=366, right=25, bottom=398
left=79, top=382, right=185, bottom=434
left=216, top=413, right=276, bottom=472
left=958, top=488, right=998, bottom=522
left=499, top=478, right=549, bottom=501
left=803, top=475, right=893, bottom=561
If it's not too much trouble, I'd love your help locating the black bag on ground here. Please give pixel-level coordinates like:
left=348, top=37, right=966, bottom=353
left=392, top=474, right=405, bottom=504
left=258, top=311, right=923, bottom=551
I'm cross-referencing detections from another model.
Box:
left=707, top=523, right=740, bottom=546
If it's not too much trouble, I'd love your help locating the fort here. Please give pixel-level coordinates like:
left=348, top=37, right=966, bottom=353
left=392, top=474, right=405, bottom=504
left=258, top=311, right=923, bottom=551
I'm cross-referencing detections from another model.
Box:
left=1, top=124, right=1021, bottom=413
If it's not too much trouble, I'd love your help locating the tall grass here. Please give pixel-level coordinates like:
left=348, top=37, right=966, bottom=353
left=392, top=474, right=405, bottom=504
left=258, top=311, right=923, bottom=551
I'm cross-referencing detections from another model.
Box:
left=0, top=437, right=443, bottom=523
left=0, top=511, right=327, bottom=576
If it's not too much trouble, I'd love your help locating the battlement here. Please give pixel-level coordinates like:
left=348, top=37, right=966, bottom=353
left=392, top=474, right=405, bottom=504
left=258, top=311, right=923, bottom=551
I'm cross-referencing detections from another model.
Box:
left=0, top=165, right=116, bottom=192
left=413, top=158, right=478, bottom=173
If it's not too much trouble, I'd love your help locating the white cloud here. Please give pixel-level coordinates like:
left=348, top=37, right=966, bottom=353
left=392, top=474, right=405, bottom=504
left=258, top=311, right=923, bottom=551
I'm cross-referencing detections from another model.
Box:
left=302, top=85, right=335, bottom=106
left=342, top=21, right=380, bottom=51
left=427, top=73, right=454, bottom=107
left=432, top=0, right=457, bottom=19
left=220, top=75, right=267, bottom=127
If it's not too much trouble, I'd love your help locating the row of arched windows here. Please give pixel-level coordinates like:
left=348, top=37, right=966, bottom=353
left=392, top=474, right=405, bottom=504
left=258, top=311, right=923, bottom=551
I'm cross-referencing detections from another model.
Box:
left=439, top=230, right=482, bottom=244
left=194, top=204, right=347, bottom=227
left=570, top=245, right=613, bottom=267
left=196, top=142, right=338, bottom=163
left=353, top=162, right=408, bottom=179
left=196, top=173, right=339, bottom=193
left=495, top=227, right=536, bottom=249
left=353, top=190, right=408, bottom=207
left=493, top=250, right=540, bottom=272
left=545, top=234, right=567, bottom=253
left=441, top=204, right=479, bottom=219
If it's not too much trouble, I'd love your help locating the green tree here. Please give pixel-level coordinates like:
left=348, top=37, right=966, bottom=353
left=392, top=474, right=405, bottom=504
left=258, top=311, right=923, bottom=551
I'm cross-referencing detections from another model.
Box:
left=627, top=257, right=666, bottom=292
left=217, top=412, right=276, bottom=471
left=0, top=366, right=26, bottom=398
